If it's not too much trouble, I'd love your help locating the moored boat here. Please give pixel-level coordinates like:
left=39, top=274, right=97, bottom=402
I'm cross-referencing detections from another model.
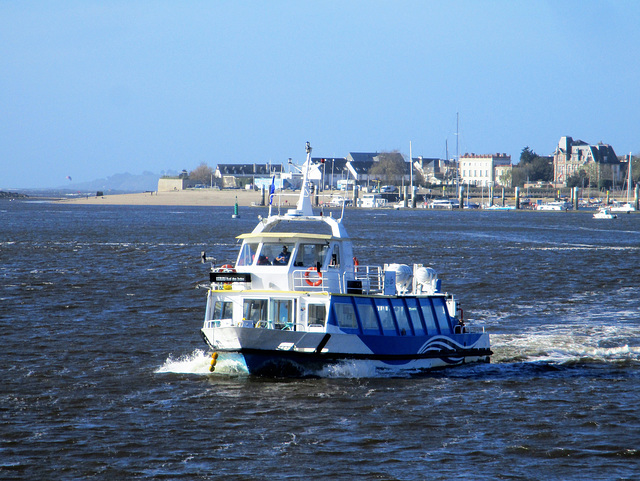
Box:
left=535, top=201, right=571, bottom=211
left=200, top=143, right=492, bottom=376
left=593, top=207, right=617, bottom=219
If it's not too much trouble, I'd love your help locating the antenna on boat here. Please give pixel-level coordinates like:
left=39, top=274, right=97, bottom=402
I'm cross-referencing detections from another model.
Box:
left=289, top=142, right=315, bottom=216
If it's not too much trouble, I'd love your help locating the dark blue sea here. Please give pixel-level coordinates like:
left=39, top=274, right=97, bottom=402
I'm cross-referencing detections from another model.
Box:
left=2, top=200, right=639, bottom=480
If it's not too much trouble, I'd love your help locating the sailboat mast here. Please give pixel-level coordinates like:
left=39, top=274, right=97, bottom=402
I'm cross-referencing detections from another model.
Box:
left=409, top=141, right=413, bottom=206
left=628, top=152, right=633, bottom=202
left=456, top=113, right=459, bottom=191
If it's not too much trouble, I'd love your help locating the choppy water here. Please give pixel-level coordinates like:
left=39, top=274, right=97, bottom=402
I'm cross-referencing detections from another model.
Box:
left=2, top=201, right=639, bottom=480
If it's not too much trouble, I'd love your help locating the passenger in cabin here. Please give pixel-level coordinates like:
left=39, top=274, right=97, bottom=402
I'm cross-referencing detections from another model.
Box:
left=257, top=255, right=270, bottom=265
left=274, top=246, right=291, bottom=265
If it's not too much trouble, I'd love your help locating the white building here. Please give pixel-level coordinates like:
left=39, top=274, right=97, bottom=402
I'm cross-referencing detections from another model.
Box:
left=459, top=153, right=512, bottom=187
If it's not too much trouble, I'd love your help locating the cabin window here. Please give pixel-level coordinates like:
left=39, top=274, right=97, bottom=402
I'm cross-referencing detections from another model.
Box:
left=332, top=299, right=358, bottom=330
left=404, top=298, right=425, bottom=335
left=294, top=243, right=329, bottom=268
left=258, top=243, right=293, bottom=266
left=237, top=242, right=259, bottom=267
left=432, top=297, right=452, bottom=333
left=418, top=298, right=439, bottom=334
left=271, top=299, right=294, bottom=329
left=308, top=304, right=326, bottom=327
left=243, top=299, right=268, bottom=322
left=355, top=298, right=379, bottom=333
left=212, top=300, right=233, bottom=320
left=391, top=298, right=412, bottom=335
left=374, top=298, right=397, bottom=334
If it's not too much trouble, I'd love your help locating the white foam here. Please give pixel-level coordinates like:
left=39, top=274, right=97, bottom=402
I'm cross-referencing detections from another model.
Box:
left=492, top=325, right=640, bottom=365
left=156, top=350, right=249, bottom=375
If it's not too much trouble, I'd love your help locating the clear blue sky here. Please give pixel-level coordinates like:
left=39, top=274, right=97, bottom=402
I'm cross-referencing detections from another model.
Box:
left=2, top=1, right=639, bottom=188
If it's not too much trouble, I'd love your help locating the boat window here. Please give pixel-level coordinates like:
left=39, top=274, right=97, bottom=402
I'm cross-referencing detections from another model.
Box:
left=258, top=243, right=293, bottom=266
left=332, top=299, right=358, bottom=330
left=271, top=299, right=294, bottom=329
left=237, top=242, right=259, bottom=267
left=418, top=298, right=439, bottom=334
left=355, top=298, right=379, bottom=333
left=391, top=298, right=412, bottom=335
left=307, top=304, right=326, bottom=327
left=432, top=297, right=452, bottom=334
left=212, top=300, right=233, bottom=320
left=294, top=243, right=329, bottom=268
left=243, top=299, right=268, bottom=322
left=404, top=298, right=425, bottom=335
left=374, top=298, right=397, bottom=334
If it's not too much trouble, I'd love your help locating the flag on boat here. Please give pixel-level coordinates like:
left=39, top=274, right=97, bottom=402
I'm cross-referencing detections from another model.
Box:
left=269, top=176, right=275, bottom=205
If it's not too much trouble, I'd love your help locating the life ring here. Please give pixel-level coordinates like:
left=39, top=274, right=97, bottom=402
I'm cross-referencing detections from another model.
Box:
left=304, top=266, right=323, bottom=286
left=218, top=264, right=236, bottom=273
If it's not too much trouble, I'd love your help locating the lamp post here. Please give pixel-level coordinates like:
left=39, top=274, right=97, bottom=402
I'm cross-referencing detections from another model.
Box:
left=331, top=159, right=335, bottom=193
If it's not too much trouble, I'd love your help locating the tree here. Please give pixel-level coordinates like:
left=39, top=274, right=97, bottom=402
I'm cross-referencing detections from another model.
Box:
left=529, top=156, right=553, bottom=182
left=566, top=170, right=589, bottom=188
left=499, top=168, right=512, bottom=188
left=520, top=146, right=537, bottom=165
left=368, top=151, right=406, bottom=185
left=189, top=163, right=214, bottom=184
left=512, top=147, right=553, bottom=187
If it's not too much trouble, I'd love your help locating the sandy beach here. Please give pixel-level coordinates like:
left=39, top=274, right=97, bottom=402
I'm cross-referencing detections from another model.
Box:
left=58, top=189, right=271, bottom=207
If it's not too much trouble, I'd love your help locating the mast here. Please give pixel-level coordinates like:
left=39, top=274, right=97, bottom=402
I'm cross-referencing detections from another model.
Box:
left=409, top=141, right=413, bottom=206
left=455, top=113, right=459, bottom=192
left=628, top=152, right=633, bottom=202
left=292, top=142, right=315, bottom=216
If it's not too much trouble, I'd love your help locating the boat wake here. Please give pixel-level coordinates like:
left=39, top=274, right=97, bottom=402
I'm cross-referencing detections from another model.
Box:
left=492, top=327, right=640, bottom=366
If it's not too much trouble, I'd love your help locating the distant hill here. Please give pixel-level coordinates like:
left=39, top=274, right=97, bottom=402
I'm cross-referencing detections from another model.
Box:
left=57, top=171, right=164, bottom=193
left=0, top=191, right=28, bottom=199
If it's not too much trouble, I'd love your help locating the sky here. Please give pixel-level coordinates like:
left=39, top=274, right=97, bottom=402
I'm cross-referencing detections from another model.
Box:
left=2, top=1, right=640, bottom=189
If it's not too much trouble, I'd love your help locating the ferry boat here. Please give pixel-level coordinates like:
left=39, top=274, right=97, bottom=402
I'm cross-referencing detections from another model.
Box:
left=200, top=143, right=492, bottom=376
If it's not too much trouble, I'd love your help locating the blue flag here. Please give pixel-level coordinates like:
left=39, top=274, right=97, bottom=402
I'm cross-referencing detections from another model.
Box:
left=268, top=176, right=275, bottom=205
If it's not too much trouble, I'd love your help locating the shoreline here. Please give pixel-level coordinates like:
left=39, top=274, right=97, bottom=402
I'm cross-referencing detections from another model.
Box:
left=52, top=188, right=637, bottom=211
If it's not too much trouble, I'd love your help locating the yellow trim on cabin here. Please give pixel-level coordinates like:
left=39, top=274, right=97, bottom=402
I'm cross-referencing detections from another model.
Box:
left=236, top=232, right=334, bottom=241
left=210, top=289, right=330, bottom=296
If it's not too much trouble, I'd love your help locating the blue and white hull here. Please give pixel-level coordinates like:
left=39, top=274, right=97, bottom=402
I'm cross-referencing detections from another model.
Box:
left=201, top=324, right=491, bottom=377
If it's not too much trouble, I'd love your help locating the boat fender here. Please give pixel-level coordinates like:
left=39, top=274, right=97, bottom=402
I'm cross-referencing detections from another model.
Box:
left=304, top=266, right=323, bottom=287
left=209, top=352, right=218, bottom=372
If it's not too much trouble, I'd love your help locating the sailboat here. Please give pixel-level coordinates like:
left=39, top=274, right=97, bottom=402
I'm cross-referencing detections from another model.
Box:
left=611, top=153, right=636, bottom=213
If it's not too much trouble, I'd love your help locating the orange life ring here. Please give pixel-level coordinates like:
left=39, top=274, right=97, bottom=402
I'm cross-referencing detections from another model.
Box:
left=218, top=264, right=236, bottom=273
left=304, top=266, right=323, bottom=286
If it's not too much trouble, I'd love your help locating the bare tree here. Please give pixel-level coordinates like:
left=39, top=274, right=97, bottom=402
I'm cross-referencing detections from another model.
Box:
left=368, top=151, right=406, bottom=185
left=189, top=163, right=214, bottom=184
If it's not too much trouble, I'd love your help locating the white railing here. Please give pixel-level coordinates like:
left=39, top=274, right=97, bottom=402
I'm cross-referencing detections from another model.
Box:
left=291, top=268, right=337, bottom=292
left=354, top=265, right=384, bottom=294
left=291, top=266, right=384, bottom=294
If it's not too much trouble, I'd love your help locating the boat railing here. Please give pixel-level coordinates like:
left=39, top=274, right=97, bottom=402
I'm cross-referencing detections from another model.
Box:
left=290, top=266, right=383, bottom=294
left=353, top=265, right=384, bottom=294
left=291, top=268, right=332, bottom=292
